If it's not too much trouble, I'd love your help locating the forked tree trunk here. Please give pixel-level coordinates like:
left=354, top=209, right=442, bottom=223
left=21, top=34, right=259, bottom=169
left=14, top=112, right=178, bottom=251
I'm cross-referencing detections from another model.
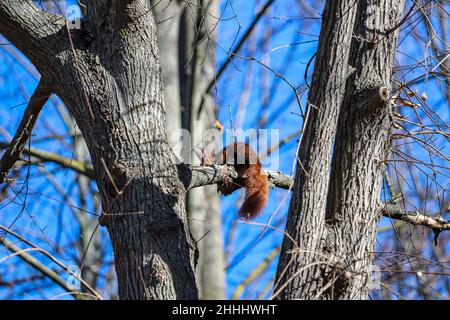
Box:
left=275, top=0, right=404, bottom=299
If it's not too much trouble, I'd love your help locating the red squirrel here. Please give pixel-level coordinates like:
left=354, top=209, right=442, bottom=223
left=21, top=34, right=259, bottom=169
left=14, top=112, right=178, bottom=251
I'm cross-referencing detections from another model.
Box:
left=217, top=142, right=269, bottom=219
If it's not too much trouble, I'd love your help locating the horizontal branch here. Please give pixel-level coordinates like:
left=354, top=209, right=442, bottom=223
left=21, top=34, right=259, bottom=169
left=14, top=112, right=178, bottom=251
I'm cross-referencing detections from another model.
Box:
left=185, top=165, right=238, bottom=190
left=186, top=165, right=293, bottom=190
left=188, top=165, right=449, bottom=233
left=0, top=142, right=96, bottom=180
left=380, top=204, right=450, bottom=232
left=267, top=170, right=295, bottom=190
left=0, top=79, right=51, bottom=183
left=3, top=149, right=448, bottom=234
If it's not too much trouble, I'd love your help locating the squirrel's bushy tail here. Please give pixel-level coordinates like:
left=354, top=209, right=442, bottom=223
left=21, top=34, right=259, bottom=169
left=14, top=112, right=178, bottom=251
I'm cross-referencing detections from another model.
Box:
left=239, top=169, right=269, bottom=219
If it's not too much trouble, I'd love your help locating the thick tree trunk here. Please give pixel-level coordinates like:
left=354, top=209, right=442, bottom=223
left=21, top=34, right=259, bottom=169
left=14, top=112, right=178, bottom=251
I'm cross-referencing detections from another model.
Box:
left=78, top=3, right=197, bottom=300
left=324, top=0, right=404, bottom=299
left=0, top=1, right=199, bottom=299
left=275, top=0, right=404, bottom=299
left=0, top=0, right=407, bottom=301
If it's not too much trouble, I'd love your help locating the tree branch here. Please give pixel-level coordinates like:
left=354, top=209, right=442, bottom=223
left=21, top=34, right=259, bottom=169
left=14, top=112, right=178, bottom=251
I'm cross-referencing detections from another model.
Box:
left=0, top=142, right=96, bottom=180
left=0, top=225, right=102, bottom=299
left=0, top=0, right=63, bottom=67
left=185, top=165, right=292, bottom=190
left=380, top=204, right=450, bottom=232
left=180, top=165, right=237, bottom=190
left=197, top=0, right=276, bottom=118
left=0, top=79, right=52, bottom=183
left=187, top=165, right=450, bottom=232
left=4, top=143, right=448, bottom=235
left=0, top=236, right=83, bottom=300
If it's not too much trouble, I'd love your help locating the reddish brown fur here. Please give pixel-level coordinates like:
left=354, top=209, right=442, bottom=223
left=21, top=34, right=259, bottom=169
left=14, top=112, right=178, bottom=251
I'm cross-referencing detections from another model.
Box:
left=217, top=142, right=269, bottom=219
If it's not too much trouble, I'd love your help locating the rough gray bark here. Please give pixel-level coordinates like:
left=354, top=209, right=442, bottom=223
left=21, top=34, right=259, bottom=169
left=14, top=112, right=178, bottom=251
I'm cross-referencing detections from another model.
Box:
left=275, top=0, right=405, bottom=299
left=274, top=0, right=360, bottom=299
left=323, top=0, right=404, bottom=299
left=185, top=166, right=449, bottom=231
left=0, top=0, right=198, bottom=299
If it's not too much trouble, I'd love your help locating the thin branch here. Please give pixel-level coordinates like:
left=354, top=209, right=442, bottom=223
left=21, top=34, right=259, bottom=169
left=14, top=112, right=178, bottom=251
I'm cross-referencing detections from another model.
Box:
left=186, top=165, right=292, bottom=190
left=0, top=79, right=52, bottom=183
left=181, top=164, right=238, bottom=190
left=0, top=142, right=96, bottom=180
left=197, top=0, right=276, bottom=118
left=231, top=246, right=279, bottom=300
left=0, top=225, right=102, bottom=300
left=0, top=236, right=83, bottom=300
left=380, top=204, right=450, bottom=232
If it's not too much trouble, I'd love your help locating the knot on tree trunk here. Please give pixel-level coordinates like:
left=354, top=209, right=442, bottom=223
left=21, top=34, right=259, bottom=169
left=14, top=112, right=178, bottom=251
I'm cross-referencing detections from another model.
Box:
left=351, top=80, right=390, bottom=114
left=320, top=263, right=355, bottom=299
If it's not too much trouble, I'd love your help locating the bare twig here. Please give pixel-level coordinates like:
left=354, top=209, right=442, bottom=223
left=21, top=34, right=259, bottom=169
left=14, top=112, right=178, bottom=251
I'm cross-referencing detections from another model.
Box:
left=197, top=0, right=276, bottom=118
left=0, top=236, right=84, bottom=300
left=0, top=142, right=95, bottom=180
left=0, top=79, right=52, bottom=183
left=0, top=225, right=102, bottom=300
